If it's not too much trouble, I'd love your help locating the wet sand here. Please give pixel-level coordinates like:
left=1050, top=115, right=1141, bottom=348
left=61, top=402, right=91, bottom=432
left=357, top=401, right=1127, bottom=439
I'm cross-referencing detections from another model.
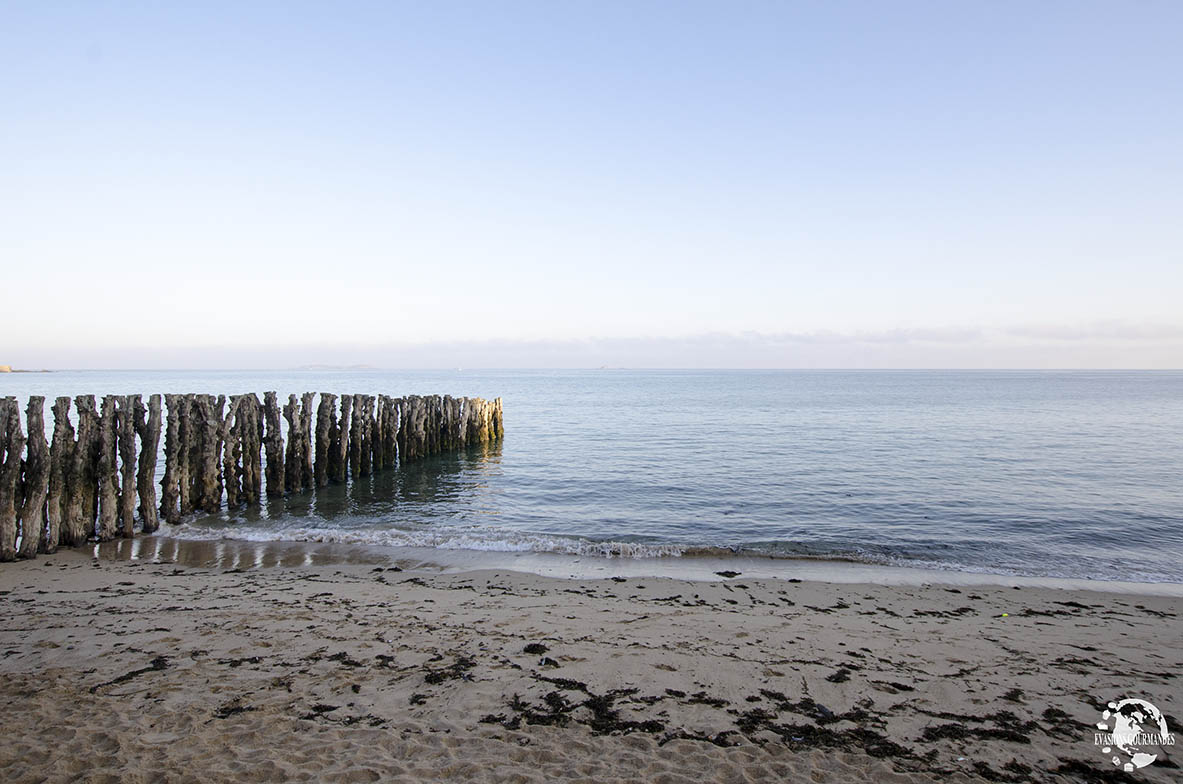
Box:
left=0, top=541, right=1179, bottom=783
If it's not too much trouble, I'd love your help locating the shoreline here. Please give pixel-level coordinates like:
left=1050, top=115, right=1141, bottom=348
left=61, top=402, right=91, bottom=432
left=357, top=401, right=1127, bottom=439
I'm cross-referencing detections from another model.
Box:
left=0, top=548, right=1179, bottom=782
left=94, top=534, right=1183, bottom=597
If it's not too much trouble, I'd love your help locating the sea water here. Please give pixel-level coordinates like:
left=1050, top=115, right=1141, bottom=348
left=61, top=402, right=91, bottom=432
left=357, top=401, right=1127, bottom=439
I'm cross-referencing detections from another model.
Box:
left=4, top=369, right=1181, bottom=583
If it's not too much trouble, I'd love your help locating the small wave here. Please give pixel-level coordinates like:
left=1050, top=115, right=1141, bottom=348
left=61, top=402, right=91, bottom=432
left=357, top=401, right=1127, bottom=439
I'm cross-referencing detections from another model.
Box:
left=163, top=522, right=1183, bottom=583
left=168, top=522, right=693, bottom=559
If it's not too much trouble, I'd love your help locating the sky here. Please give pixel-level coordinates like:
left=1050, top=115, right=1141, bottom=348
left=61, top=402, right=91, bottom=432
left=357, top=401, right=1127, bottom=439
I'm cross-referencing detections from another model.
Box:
left=2, top=1, right=1181, bottom=369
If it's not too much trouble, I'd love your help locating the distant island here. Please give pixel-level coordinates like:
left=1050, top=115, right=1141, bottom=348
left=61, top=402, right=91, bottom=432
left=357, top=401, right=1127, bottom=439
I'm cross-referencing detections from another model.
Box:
left=293, top=364, right=378, bottom=371
left=0, top=365, right=51, bottom=373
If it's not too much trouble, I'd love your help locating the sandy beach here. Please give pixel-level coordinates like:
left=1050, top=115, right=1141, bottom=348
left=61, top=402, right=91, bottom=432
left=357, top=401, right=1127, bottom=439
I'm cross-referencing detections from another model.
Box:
left=0, top=542, right=1179, bottom=783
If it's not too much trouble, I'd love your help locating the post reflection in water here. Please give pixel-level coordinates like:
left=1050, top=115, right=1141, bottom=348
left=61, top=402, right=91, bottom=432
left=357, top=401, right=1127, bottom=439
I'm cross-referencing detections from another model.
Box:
left=93, top=440, right=503, bottom=570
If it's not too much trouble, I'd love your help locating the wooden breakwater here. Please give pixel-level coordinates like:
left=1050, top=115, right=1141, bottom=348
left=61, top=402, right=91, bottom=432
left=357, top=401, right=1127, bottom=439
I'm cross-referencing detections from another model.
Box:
left=0, top=393, right=503, bottom=560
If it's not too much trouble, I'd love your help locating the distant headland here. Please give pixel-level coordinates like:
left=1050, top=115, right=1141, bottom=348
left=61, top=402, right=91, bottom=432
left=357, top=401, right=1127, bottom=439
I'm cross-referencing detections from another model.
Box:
left=0, top=365, right=51, bottom=373
left=293, top=364, right=378, bottom=371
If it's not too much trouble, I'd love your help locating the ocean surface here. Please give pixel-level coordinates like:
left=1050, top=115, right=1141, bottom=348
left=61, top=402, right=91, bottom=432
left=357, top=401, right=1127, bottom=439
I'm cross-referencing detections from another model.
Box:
left=4, top=369, right=1182, bottom=583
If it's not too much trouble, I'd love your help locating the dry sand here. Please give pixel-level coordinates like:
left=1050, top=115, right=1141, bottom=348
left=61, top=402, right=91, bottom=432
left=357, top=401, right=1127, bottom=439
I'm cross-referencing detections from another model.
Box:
left=0, top=541, right=1179, bottom=783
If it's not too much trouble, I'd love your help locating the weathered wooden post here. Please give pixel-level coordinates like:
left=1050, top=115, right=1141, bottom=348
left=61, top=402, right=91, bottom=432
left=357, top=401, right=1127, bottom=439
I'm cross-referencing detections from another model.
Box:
left=178, top=394, right=195, bottom=515
left=465, top=397, right=492, bottom=446
left=331, top=395, right=350, bottom=483
left=160, top=395, right=181, bottom=523
left=347, top=395, right=363, bottom=478
left=189, top=395, right=206, bottom=511
left=432, top=395, right=445, bottom=454
left=436, top=396, right=445, bottom=453
left=0, top=398, right=25, bottom=561
left=95, top=395, right=120, bottom=542
left=368, top=395, right=379, bottom=471
left=116, top=395, right=139, bottom=538
left=283, top=394, right=301, bottom=493
left=222, top=396, right=242, bottom=509
left=359, top=395, right=374, bottom=476
left=385, top=395, right=397, bottom=470
left=45, top=396, right=74, bottom=552
left=241, top=394, right=262, bottom=504
left=484, top=398, right=495, bottom=442
left=135, top=394, right=161, bottom=532
left=372, top=396, right=386, bottom=473
left=494, top=397, right=504, bottom=439
left=186, top=395, right=202, bottom=510
left=372, top=395, right=381, bottom=468
left=419, top=396, right=431, bottom=456
left=397, top=395, right=412, bottom=463
left=395, top=394, right=404, bottom=468
left=18, top=396, right=50, bottom=557
left=64, top=395, right=99, bottom=544
left=383, top=395, right=397, bottom=469
left=314, top=393, right=336, bottom=488
left=264, top=392, right=285, bottom=498
left=194, top=395, right=223, bottom=514
left=212, top=395, right=226, bottom=503
left=414, top=395, right=425, bottom=458
left=424, top=395, right=434, bottom=455
left=392, top=397, right=405, bottom=461
left=445, top=396, right=455, bottom=449
left=305, top=392, right=319, bottom=491
left=422, top=396, right=434, bottom=456
left=187, top=395, right=204, bottom=510
left=380, top=395, right=397, bottom=468
left=412, top=395, right=424, bottom=461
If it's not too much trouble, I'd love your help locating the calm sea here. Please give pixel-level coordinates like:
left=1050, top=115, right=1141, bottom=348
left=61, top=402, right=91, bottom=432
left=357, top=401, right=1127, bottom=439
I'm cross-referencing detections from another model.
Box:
left=4, top=369, right=1182, bottom=583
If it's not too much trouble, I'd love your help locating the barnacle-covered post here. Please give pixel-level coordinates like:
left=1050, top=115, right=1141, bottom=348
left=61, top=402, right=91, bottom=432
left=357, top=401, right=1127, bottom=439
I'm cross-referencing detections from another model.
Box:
left=116, top=395, right=139, bottom=537
left=95, top=395, right=120, bottom=542
left=0, top=398, right=26, bottom=560
left=314, top=393, right=336, bottom=488
left=17, top=397, right=49, bottom=557
left=263, top=391, right=285, bottom=498
left=45, top=396, right=75, bottom=552
left=222, top=396, right=242, bottom=509
left=64, top=395, right=99, bottom=544
left=135, top=394, right=161, bottom=532
left=331, top=395, right=350, bottom=483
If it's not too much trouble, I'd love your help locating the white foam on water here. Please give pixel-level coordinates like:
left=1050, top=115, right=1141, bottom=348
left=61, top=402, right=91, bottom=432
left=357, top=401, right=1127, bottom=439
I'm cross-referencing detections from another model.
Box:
left=164, top=522, right=1183, bottom=583
left=168, top=522, right=690, bottom=559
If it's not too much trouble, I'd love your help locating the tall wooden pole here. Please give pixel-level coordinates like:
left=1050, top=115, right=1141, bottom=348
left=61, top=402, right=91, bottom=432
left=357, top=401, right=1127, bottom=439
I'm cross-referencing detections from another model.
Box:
left=263, top=392, right=285, bottom=498
left=135, top=394, right=161, bottom=532
left=116, top=395, right=139, bottom=538
left=332, top=395, right=351, bottom=483
left=195, top=395, right=223, bottom=514
left=241, top=394, right=262, bottom=504
left=18, top=396, right=49, bottom=557
left=283, top=394, right=301, bottom=493
left=45, top=396, right=74, bottom=553
left=348, top=395, right=362, bottom=479
left=314, top=393, right=336, bottom=488
left=177, top=394, right=194, bottom=516
left=0, top=398, right=25, bottom=561
left=160, top=395, right=180, bottom=524
left=222, top=396, right=242, bottom=509
left=359, top=395, right=374, bottom=477
left=64, top=395, right=99, bottom=545
left=95, top=395, right=119, bottom=542
left=299, top=392, right=314, bottom=490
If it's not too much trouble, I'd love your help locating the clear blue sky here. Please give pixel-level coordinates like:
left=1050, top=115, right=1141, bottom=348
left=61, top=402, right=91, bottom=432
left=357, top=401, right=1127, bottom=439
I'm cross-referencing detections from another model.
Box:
left=2, top=1, right=1181, bottom=368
